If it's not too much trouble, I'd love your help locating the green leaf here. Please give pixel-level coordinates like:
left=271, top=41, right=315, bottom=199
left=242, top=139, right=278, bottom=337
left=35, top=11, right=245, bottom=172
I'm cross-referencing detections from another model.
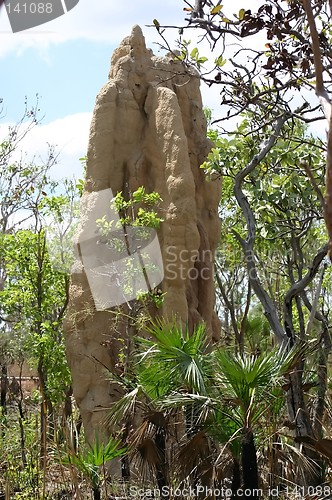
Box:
left=211, top=4, right=223, bottom=14
left=215, top=55, right=227, bottom=67
left=153, top=19, right=160, bottom=31
left=238, top=8, right=246, bottom=20
left=190, top=47, right=199, bottom=59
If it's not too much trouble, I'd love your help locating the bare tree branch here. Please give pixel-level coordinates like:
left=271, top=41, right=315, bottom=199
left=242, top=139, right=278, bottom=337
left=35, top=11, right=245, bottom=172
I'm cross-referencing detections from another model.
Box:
left=302, top=0, right=325, bottom=95
left=233, top=114, right=290, bottom=344
left=284, top=242, right=329, bottom=338
left=215, top=270, right=241, bottom=345
left=239, top=281, right=251, bottom=355
left=305, top=264, right=326, bottom=336
left=300, top=160, right=325, bottom=210
left=193, top=0, right=205, bottom=18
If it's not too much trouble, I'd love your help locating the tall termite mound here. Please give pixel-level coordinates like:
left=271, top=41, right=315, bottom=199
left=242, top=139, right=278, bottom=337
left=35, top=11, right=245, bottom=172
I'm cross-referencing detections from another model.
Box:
left=64, top=26, right=221, bottom=441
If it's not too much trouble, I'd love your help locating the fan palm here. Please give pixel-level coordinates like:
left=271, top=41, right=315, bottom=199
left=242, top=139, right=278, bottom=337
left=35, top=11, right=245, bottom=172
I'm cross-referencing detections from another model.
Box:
left=140, top=320, right=211, bottom=396
left=159, top=337, right=296, bottom=498
left=212, top=347, right=295, bottom=498
left=105, top=321, right=212, bottom=493
left=105, top=354, right=172, bottom=493
left=63, top=435, right=126, bottom=500
left=107, top=320, right=300, bottom=498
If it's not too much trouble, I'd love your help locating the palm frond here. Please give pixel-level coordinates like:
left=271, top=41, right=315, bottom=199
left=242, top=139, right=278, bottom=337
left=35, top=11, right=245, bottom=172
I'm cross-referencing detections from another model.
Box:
left=282, top=441, right=320, bottom=478
left=84, top=435, right=126, bottom=466
left=105, top=385, right=143, bottom=429
left=137, top=357, right=175, bottom=398
left=139, top=320, right=212, bottom=395
left=160, top=392, right=216, bottom=425
left=62, top=435, right=126, bottom=490
left=176, top=430, right=211, bottom=480
left=213, top=347, right=294, bottom=427
left=206, top=409, right=242, bottom=458
left=131, top=437, right=165, bottom=485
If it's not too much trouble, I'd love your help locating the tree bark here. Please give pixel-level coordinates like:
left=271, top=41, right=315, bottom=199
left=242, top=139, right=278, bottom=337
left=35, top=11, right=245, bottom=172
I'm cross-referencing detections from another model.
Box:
left=231, top=457, right=241, bottom=499
left=155, top=427, right=168, bottom=498
left=241, top=428, right=259, bottom=499
left=0, top=364, right=8, bottom=416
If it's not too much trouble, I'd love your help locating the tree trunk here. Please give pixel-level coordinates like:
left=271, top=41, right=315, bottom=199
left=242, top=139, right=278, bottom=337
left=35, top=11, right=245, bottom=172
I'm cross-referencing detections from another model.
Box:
left=155, top=427, right=168, bottom=498
left=313, top=330, right=330, bottom=440
left=17, top=365, right=27, bottom=467
left=286, top=364, right=321, bottom=487
left=231, top=457, right=241, bottom=499
left=93, top=487, right=101, bottom=500
left=38, top=358, right=53, bottom=462
left=0, top=364, right=8, bottom=416
left=242, top=428, right=259, bottom=499
left=121, top=424, right=130, bottom=482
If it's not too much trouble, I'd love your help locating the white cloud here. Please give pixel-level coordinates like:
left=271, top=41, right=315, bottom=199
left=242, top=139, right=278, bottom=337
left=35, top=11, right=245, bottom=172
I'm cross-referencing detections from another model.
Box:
left=45, top=113, right=91, bottom=179
left=0, top=112, right=91, bottom=180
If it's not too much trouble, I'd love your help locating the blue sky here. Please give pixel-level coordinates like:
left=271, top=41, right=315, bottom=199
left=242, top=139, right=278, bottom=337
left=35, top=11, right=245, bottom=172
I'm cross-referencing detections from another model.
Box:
left=0, top=0, right=186, bottom=122
left=1, top=39, right=113, bottom=123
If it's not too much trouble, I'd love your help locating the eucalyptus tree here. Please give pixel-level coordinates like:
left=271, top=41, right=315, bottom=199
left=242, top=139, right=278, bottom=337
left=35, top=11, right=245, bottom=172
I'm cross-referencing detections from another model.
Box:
left=208, top=116, right=328, bottom=342
left=0, top=100, right=57, bottom=419
left=0, top=192, right=75, bottom=460
left=205, top=114, right=331, bottom=485
left=153, top=2, right=332, bottom=485
left=0, top=103, right=79, bottom=467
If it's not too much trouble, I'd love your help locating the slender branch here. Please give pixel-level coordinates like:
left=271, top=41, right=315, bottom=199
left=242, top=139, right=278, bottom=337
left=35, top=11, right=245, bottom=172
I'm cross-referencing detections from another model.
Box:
left=299, top=160, right=325, bottom=210
left=302, top=0, right=332, bottom=259
left=284, top=243, right=328, bottom=337
left=215, top=271, right=240, bottom=344
left=239, top=281, right=251, bottom=355
left=284, top=243, right=328, bottom=303
left=305, top=264, right=326, bottom=336
left=302, top=0, right=331, bottom=121
left=0, top=314, right=15, bottom=323
left=301, top=292, right=326, bottom=325
left=325, top=111, right=332, bottom=258
left=193, top=0, right=205, bottom=18
left=233, top=114, right=290, bottom=344
left=302, top=0, right=324, bottom=92
left=185, top=17, right=240, bottom=37
left=57, top=275, right=70, bottom=322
